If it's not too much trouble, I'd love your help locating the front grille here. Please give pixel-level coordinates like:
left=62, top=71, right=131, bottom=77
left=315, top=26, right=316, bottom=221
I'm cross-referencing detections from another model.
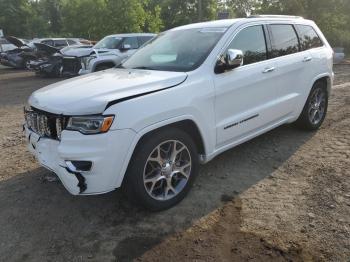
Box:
left=62, top=57, right=81, bottom=75
left=25, top=108, right=67, bottom=140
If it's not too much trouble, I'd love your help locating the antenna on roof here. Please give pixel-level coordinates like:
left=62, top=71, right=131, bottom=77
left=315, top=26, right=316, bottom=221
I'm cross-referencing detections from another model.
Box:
left=248, top=15, right=303, bottom=19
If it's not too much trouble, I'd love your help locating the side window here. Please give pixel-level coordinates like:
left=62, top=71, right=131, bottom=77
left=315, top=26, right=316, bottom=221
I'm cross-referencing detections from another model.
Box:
left=54, top=40, right=68, bottom=47
left=123, top=37, right=139, bottom=49
left=41, top=40, right=54, bottom=46
left=228, top=25, right=267, bottom=65
left=295, top=25, right=323, bottom=51
left=138, top=36, right=153, bottom=47
left=67, top=39, right=77, bottom=45
left=269, top=24, right=299, bottom=58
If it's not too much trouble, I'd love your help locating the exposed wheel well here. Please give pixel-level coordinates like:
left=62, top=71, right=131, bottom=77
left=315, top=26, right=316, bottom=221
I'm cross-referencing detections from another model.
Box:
left=135, top=120, right=205, bottom=155
left=94, top=62, right=115, bottom=71
left=314, top=76, right=331, bottom=94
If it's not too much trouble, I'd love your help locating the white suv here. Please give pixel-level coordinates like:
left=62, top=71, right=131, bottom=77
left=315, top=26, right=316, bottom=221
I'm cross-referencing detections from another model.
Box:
left=24, top=16, right=333, bottom=210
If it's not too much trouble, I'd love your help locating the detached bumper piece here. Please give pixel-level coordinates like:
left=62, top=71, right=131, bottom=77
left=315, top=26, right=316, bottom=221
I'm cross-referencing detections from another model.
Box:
left=63, top=166, right=87, bottom=194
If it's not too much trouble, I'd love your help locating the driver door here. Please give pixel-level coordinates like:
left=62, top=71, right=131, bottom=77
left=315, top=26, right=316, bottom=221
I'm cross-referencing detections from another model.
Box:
left=120, top=37, right=139, bottom=59
left=214, top=25, right=281, bottom=147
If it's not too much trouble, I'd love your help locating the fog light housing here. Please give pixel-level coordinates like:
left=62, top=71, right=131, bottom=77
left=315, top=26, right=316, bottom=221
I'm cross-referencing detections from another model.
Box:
left=66, top=161, right=92, bottom=172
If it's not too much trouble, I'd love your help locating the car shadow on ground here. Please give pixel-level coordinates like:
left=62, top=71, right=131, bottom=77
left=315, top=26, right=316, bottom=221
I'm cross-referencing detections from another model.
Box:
left=0, top=124, right=315, bottom=261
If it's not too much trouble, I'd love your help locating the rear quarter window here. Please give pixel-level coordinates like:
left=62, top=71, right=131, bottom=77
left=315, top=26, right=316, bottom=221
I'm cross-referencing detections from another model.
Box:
left=269, top=24, right=299, bottom=58
left=295, top=25, right=323, bottom=51
left=54, top=40, right=68, bottom=47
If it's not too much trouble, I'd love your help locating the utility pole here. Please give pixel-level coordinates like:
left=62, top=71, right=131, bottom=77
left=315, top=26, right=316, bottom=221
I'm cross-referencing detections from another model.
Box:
left=198, top=0, right=203, bottom=22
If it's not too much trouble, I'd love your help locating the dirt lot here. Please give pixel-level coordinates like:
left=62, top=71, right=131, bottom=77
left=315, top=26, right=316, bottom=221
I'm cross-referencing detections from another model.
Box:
left=0, top=65, right=349, bottom=261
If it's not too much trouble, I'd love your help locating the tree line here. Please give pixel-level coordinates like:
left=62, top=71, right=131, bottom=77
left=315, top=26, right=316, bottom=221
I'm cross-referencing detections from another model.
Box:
left=0, top=0, right=349, bottom=51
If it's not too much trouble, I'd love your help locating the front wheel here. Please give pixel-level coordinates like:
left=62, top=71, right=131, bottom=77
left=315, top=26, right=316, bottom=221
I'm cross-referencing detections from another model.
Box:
left=295, top=81, right=328, bottom=130
left=124, top=128, right=199, bottom=211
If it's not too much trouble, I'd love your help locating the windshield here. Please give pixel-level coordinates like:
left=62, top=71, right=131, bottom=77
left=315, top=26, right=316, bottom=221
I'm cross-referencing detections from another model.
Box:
left=122, top=28, right=226, bottom=72
left=94, top=36, right=122, bottom=49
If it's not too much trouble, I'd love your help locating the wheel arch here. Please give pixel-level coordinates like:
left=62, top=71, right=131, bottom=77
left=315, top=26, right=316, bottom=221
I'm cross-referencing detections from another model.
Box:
left=134, top=119, right=206, bottom=156
left=311, top=74, right=332, bottom=96
left=115, top=117, right=207, bottom=188
left=92, top=60, right=116, bottom=71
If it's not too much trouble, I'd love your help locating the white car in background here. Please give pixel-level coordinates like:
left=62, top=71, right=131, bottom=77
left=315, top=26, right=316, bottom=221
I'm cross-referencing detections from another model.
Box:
left=25, top=16, right=333, bottom=210
left=75, top=33, right=156, bottom=74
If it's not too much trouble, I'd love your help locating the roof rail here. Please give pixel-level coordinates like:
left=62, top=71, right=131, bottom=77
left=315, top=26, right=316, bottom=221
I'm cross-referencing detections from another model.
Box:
left=248, top=15, right=303, bottom=19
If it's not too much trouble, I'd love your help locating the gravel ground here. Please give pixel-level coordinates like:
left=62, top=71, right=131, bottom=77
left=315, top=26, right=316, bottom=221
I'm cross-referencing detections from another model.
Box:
left=0, top=65, right=349, bottom=261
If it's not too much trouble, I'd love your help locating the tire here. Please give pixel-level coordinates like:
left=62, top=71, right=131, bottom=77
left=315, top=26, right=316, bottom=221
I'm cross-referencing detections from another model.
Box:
left=295, top=81, right=328, bottom=130
left=22, top=58, right=31, bottom=70
left=124, top=127, right=199, bottom=211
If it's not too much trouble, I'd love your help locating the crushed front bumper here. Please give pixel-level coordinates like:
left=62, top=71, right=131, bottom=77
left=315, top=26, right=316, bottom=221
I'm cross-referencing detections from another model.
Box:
left=24, top=125, right=136, bottom=195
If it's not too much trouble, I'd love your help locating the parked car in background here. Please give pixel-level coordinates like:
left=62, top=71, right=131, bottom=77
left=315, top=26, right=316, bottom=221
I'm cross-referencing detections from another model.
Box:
left=29, top=38, right=87, bottom=49
left=333, top=47, right=345, bottom=64
left=0, top=38, right=17, bottom=52
left=0, top=36, right=36, bottom=69
left=30, top=44, right=94, bottom=77
left=0, top=36, right=88, bottom=69
left=63, top=33, right=156, bottom=76
left=24, top=16, right=333, bottom=210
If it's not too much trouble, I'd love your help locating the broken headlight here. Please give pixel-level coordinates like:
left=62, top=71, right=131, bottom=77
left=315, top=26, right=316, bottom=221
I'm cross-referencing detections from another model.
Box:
left=66, top=115, right=114, bottom=135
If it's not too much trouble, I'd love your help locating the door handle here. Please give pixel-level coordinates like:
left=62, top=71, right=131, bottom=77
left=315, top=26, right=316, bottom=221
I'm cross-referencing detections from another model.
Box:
left=303, top=56, right=312, bottom=62
left=262, top=67, right=275, bottom=73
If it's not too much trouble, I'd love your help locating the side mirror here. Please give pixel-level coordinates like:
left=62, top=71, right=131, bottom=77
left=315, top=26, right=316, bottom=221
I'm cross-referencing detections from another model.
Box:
left=225, top=49, right=243, bottom=68
left=215, top=49, right=244, bottom=73
left=120, top=44, right=131, bottom=51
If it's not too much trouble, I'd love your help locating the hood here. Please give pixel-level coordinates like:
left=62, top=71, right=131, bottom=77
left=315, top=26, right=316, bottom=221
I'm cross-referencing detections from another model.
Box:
left=61, top=45, right=93, bottom=57
left=29, top=69, right=187, bottom=115
left=34, top=43, right=60, bottom=55
left=5, top=36, right=27, bottom=48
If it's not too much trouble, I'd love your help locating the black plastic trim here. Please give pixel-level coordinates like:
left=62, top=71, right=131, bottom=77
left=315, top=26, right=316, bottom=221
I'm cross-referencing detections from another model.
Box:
left=224, top=114, right=259, bottom=130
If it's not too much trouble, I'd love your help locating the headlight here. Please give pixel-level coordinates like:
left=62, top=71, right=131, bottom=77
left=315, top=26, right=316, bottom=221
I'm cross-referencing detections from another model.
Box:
left=81, top=55, right=96, bottom=69
left=66, top=115, right=114, bottom=134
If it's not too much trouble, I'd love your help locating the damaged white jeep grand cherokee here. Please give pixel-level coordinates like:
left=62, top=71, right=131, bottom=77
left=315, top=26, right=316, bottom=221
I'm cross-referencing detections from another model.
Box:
left=24, top=16, right=333, bottom=210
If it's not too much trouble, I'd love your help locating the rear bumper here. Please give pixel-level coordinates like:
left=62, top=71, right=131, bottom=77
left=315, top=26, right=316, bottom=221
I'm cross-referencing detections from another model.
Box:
left=24, top=125, right=136, bottom=195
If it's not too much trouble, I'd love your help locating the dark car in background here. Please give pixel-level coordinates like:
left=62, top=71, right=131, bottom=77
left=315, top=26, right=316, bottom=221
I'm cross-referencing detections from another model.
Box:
left=0, top=37, right=87, bottom=69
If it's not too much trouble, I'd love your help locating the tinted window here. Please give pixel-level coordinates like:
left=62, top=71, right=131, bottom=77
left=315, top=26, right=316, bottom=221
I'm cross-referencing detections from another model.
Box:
left=228, top=25, right=267, bottom=65
left=269, top=25, right=299, bottom=58
left=295, top=25, right=323, bottom=50
left=54, top=40, right=68, bottom=47
left=67, top=39, right=77, bottom=45
left=94, top=36, right=122, bottom=49
left=138, top=36, right=153, bottom=46
left=41, top=40, right=54, bottom=46
left=123, top=37, right=139, bottom=49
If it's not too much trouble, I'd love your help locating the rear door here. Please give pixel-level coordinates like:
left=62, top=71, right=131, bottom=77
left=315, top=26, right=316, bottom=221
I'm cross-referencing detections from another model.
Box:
left=214, top=24, right=281, bottom=146
left=266, top=24, right=311, bottom=117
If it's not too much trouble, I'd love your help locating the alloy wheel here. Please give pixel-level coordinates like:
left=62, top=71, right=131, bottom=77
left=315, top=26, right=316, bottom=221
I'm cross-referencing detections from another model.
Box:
left=143, top=140, right=192, bottom=201
left=308, top=88, right=326, bottom=125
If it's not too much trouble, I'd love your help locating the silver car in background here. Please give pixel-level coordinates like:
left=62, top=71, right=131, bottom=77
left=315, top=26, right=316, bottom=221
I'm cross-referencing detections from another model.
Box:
left=76, top=33, right=156, bottom=74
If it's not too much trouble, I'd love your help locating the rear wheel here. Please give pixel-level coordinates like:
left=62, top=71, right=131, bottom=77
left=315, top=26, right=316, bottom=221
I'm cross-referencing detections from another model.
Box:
left=124, top=128, right=199, bottom=211
left=296, top=81, right=328, bottom=130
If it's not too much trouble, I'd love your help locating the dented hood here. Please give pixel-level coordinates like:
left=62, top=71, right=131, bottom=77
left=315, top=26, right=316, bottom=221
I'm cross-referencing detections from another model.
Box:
left=5, top=36, right=27, bottom=48
left=29, top=69, right=187, bottom=115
